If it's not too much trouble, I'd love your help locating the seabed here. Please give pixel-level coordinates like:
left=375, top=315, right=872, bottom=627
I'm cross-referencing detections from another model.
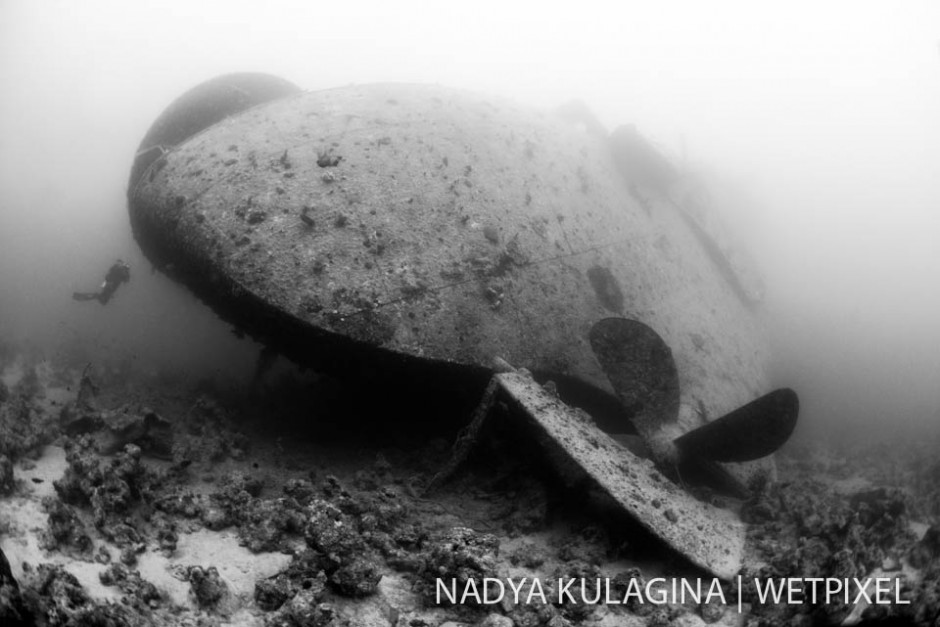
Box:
left=1, top=343, right=938, bottom=627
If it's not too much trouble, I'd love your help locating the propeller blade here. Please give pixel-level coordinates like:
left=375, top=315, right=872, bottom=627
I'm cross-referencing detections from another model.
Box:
left=588, top=318, right=680, bottom=438
left=674, top=388, right=799, bottom=463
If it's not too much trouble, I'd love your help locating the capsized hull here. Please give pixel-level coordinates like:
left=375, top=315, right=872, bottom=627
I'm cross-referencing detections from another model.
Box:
left=128, top=83, right=770, bottom=457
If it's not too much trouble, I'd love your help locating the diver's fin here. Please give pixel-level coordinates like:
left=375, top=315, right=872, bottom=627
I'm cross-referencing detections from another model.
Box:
left=674, top=388, right=799, bottom=463
left=588, top=317, right=680, bottom=438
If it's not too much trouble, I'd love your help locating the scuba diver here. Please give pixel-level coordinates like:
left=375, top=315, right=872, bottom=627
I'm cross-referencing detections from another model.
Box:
left=73, top=259, right=131, bottom=305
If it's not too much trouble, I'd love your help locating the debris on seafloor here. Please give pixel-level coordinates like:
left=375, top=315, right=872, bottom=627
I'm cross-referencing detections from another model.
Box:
left=59, top=367, right=174, bottom=459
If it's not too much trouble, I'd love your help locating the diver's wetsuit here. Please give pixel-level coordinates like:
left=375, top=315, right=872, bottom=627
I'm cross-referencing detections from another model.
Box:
left=73, top=261, right=131, bottom=305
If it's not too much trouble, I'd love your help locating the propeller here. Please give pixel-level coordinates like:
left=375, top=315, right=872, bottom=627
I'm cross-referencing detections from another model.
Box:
left=589, top=317, right=799, bottom=470
left=587, top=317, right=679, bottom=440
left=674, top=388, right=798, bottom=463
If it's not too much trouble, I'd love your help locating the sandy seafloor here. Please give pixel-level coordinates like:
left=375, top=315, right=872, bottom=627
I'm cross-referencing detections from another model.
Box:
left=1, top=343, right=939, bottom=627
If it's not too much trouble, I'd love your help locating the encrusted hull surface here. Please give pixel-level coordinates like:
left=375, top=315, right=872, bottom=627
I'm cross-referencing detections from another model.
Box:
left=129, top=83, right=770, bottom=453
